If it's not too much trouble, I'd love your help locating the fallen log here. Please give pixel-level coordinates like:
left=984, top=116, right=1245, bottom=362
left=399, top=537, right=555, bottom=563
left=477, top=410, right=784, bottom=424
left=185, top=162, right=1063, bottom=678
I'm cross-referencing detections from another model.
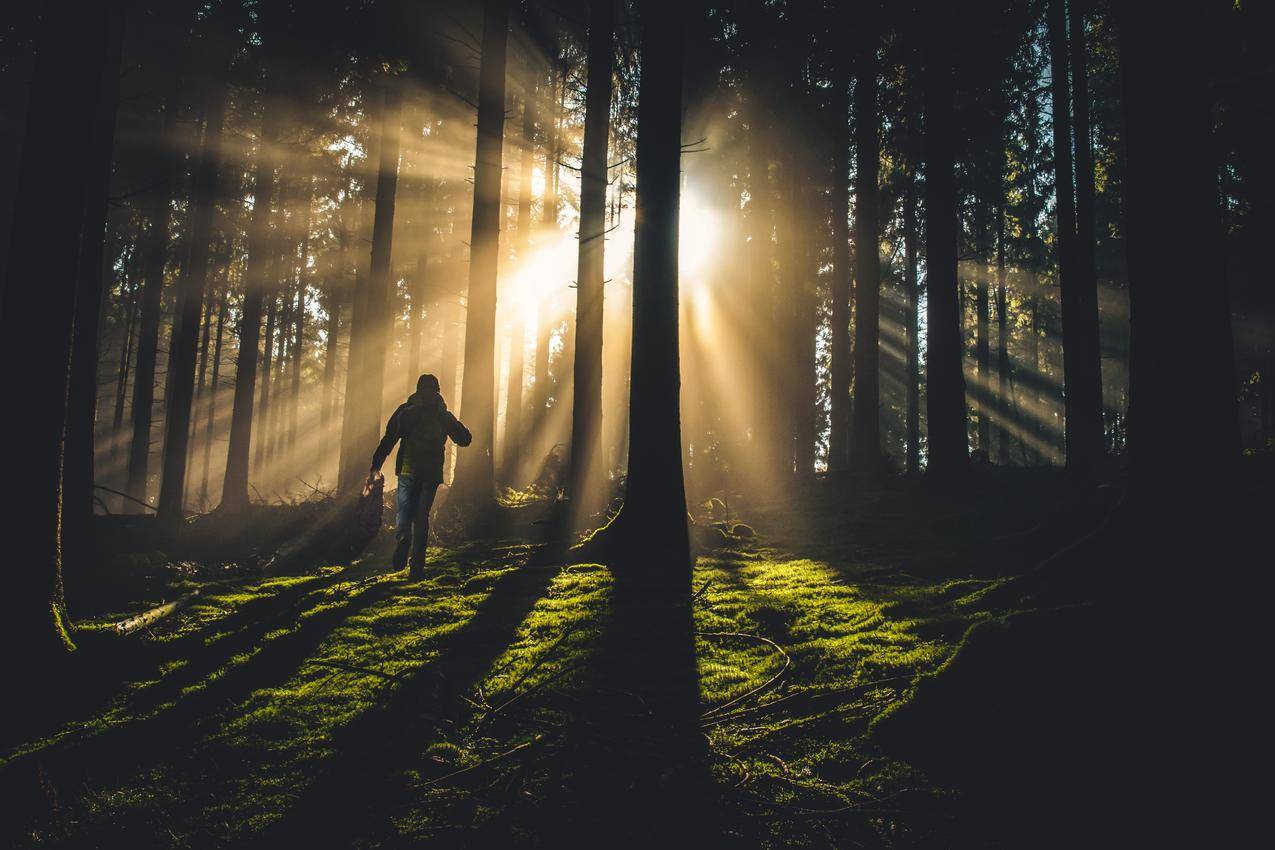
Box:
left=115, top=588, right=200, bottom=635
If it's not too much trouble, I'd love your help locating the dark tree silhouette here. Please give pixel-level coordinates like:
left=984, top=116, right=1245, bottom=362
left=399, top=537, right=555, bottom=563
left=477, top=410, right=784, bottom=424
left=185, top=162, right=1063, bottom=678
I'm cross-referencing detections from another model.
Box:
left=221, top=61, right=282, bottom=511
left=2, top=3, right=114, bottom=668
left=1047, top=0, right=1103, bottom=471
left=567, top=0, right=614, bottom=520
left=453, top=0, right=511, bottom=509
left=922, top=3, right=967, bottom=475
left=158, top=35, right=231, bottom=529
left=850, top=19, right=882, bottom=471
left=607, top=0, right=689, bottom=571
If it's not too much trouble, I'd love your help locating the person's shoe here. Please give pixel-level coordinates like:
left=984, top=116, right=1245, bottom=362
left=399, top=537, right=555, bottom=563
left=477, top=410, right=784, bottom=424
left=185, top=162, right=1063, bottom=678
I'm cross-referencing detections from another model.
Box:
left=392, top=538, right=410, bottom=571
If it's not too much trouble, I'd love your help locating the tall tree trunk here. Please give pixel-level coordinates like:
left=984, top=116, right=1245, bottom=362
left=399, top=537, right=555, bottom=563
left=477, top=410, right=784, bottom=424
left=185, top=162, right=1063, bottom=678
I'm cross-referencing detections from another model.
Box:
left=126, top=100, right=178, bottom=511
left=609, top=0, right=689, bottom=570
left=63, top=3, right=124, bottom=569
left=357, top=80, right=404, bottom=480
left=111, top=255, right=140, bottom=480
left=502, top=90, right=535, bottom=482
left=849, top=32, right=882, bottom=470
left=287, top=169, right=313, bottom=458
left=408, top=252, right=426, bottom=381
left=1047, top=0, right=1103, bottom=472
left=923, top=8, right=967, bottom=475
left=567, top=0, right=613, bottom=519
left=974, top=191, right=991, bottom=453
left=158, top=65, right=229, bottom=529
left=320, top=227, right=344, bottom=462
left=742, top=15, right=776, bottom=479
left=254, top=249, right=281, bottom=475
left=1118, top=3, right=1236, bottom=492
left=2, top=1, right=111, bottom=669
left=198, top=284, right=227, bottom=510
left=1068, top=0, right=1103, bottom=455
left=904, top=169, right=920, bottom=475
left=996, top=201, right=1011, bottom=464
left=337, top=187, right=374, bottom=493
left=827, top=63, right=852, bottom=474
left=220, top=88, right=281, bottom=511
left=454, top=0, right=510, bottom=509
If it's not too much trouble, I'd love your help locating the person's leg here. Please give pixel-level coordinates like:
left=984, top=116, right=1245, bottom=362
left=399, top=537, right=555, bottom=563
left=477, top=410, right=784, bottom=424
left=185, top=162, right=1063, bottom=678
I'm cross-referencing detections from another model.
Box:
left=407, top=482, right=440, bottom=575
left=393, top=475, right=419, bottom=571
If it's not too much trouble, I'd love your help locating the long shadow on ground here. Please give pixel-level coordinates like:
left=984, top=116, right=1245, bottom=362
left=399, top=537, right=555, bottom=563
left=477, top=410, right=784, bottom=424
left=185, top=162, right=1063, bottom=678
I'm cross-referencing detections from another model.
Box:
left=257, top=556, right=562, bottom=846
left=543, top=568, right=720, bottom=848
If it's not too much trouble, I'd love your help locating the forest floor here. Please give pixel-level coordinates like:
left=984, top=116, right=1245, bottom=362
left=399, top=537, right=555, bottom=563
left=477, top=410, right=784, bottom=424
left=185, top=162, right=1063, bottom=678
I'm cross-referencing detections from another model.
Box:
left=1, top=469, right=1125, bottom=848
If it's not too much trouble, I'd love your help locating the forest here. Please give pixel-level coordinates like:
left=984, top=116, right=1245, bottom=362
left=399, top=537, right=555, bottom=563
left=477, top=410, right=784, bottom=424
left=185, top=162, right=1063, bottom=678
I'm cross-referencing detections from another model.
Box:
left=0, top=0, right=1268, bottom=846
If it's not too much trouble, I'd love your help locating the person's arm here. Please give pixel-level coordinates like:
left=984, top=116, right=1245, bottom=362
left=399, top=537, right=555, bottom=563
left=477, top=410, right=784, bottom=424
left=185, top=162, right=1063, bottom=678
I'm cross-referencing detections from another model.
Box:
left=370, top=405, right=405, bottom=472
left=444, top=412, right=472, bottom=447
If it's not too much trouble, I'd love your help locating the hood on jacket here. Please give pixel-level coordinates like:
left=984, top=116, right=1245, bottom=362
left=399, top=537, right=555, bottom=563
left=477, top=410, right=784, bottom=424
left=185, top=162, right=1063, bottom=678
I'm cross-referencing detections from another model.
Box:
left=407, top=390, right=446, bottom=412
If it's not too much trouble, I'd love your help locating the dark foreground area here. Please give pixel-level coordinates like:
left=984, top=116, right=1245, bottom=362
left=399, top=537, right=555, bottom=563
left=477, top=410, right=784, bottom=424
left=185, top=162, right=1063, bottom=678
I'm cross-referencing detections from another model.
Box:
left=1, top=465, right=1264, bottom=848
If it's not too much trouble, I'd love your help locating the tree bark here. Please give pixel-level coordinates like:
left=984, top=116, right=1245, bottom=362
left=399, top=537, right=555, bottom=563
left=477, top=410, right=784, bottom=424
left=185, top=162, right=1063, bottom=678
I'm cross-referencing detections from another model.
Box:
left=609, top=1, right=689, bottom=572
left=126, top=99, right=178, bottom=511
left=1117, top=2, right=1236, bottom=491
left=63, top=3, right=124, bottom=569
left=502, top=89, right=536, bottom=482
left=904, top=168, right=920, bottom=475
left=158, top=60, right=229, bottom=529
left=454, top=0, right=511, bottom=510
left=849, top=32, right=882, bottom=471
left=974, top=190, right=991, bottom=453
left=923, top=6, right=967, bottom=475
left=198, top=282, right=227, bottom=510
left=827, top=63, right=852, bottom=474
left=357, top=79, right=404, bottom=479
left=567, top=0, right=613, bottom=519
left=2, top=0, right=112, bottom=669
left=220, top=84, right=281, bottom=511
left=1047, top=0, right=1103, bottom=472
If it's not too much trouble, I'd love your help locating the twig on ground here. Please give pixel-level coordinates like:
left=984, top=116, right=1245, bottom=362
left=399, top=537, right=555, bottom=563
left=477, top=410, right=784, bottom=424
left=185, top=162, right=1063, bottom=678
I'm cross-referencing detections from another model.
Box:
left=701, top=676, right=907, bottom=728
left=698, top=631, right=792, bottom=719
left=422, top=736, right=541, bottom=787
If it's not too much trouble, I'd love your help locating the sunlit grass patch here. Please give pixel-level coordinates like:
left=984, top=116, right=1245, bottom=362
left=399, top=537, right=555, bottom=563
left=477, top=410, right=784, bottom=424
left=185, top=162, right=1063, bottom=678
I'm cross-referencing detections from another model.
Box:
left=693, top=547, right=1000, bottom=844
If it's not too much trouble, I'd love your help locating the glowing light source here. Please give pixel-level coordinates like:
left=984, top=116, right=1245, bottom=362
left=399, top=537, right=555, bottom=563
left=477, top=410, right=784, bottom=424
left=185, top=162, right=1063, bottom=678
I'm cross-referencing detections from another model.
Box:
left=679, top=191, right=718, bottom=281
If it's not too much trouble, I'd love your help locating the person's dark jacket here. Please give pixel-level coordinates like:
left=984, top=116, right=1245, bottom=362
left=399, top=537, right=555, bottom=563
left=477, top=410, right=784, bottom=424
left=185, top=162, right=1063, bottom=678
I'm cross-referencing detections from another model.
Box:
left=371, top=390, right=471, bottom=482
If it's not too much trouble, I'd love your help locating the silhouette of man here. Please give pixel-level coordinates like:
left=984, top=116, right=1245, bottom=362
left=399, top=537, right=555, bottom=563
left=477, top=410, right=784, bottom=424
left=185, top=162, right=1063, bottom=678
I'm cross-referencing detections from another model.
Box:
left=368, top=374, right=471, bottom=578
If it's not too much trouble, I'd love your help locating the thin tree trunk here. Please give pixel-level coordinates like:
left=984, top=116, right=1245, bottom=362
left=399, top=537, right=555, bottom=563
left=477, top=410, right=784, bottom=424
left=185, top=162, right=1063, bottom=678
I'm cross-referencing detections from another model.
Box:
left=827, top=62, right=852, bottom=474
left=850, top=31, right=882, bottom=470
left=287, top=168, right=313, bottom=458
left=408, top=251, right=426, bottom=381
left=1069, top=0, right=1103, bottom=454
left=974, top=191, right=991, bottom=453
left=337, top=186, right=373, bottom=493
left=158, top=64, right=228, bottom=529
left=501, top=90, right=535, bottom=484
left=1047, top=0, right=1103, bottom=471
left=996, top=201, right=1011, bottom=464
left=567, top=0, right=613, bottom=518
left=112, top=257, right=140, bottom=477
left=454, top=0, right=511, bottom=509
left=126, top=100, right=178, bottom=511
left=220, top=86, right=282, bottom=511
left=904, top=170, right=920, bottom=474
left=198, top=282, right=227, bottom=511
left=923, top=7, right=967, bottom=475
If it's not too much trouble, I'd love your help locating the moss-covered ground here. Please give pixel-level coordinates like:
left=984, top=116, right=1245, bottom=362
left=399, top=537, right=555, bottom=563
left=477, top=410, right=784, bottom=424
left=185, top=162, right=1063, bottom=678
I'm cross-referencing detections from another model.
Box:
left=1, top=471, right=1113, bottom=847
